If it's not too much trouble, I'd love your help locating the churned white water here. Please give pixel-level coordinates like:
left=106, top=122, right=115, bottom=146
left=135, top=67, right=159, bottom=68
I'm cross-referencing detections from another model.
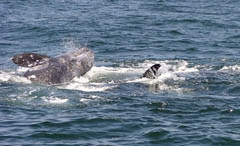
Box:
left=0, top=59, right=201, bottom=92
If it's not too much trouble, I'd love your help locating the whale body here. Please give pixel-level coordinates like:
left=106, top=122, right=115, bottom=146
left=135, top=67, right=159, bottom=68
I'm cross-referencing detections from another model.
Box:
left=12, top=47, right=94, bottom=85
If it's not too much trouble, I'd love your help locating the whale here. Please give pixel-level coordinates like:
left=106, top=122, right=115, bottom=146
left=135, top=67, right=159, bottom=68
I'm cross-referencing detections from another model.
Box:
left=12, top=47, right=161, bottom=84
left=12, top=47, right=94, bottom=85
left=142, top=64, right=161, bottom=79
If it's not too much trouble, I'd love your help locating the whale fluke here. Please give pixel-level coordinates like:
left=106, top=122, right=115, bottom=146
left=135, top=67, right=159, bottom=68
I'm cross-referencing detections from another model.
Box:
left=12, top=53, right=51, bottom=67
left=143, top=64, right=161, bottom=79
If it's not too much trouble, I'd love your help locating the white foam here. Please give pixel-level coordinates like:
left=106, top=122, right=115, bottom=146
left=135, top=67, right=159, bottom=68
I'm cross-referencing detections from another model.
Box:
left=16, top=67, right=30, bottom=73
left=59, top=82, right=117, bottom=92
left=79, top=95, right=103, bottom=103
left=85, top=66, right=143, bottom=80
left=130, top=60, right=196, bottom=83
left=42, top=96, right=69, bottom=104
left=126, top=60, right=198, bottom=93
left=0, top=71, right=31, bottom=83
left=72, top=76, right=90, bottom=83
left=220, top=65, right=240, bottom=71
left=28, top=75, right=36, bottom=79
left=57, top=66, right=140, bottom=92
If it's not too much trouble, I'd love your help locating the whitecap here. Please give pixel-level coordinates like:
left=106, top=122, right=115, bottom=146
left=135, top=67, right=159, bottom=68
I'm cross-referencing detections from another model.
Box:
left=220, top=65, right=240, bottom=71
left=41, top=96, right=69, bottom=104
left=79, top=95, right=103, bottom=103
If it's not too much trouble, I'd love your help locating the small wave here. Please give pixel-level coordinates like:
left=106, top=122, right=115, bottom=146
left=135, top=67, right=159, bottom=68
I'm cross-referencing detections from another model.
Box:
left=168, top=30, right=184, bottom=35
left=143, top=128, right=170, bottom=139
left=79, top=95, right=103, bottom=103
left=6, top=87, right=70, bottom=106
left=41, top=96, right=69, bottom=104
left=220, top=65, right=240, bottom=72
left=3, top=86, right=106, bottom=107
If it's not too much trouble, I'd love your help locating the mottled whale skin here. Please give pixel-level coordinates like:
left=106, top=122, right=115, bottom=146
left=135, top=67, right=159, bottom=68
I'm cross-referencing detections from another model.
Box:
left=12, top=48, right=94, bottom=85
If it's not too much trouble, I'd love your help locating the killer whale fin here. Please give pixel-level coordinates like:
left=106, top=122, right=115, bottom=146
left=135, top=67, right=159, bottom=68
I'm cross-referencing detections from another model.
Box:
left=12, top=53, right=51, bottom=67
left=142, top=64, right=161, bottom=79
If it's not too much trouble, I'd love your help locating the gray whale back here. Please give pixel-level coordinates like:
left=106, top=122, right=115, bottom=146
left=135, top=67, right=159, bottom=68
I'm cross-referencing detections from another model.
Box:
left=21, top=47, right=94, bottom=84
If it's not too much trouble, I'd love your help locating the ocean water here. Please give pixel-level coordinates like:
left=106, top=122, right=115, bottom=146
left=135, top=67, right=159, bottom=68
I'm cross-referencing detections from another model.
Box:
left=1, top=0, right=240, bottom=145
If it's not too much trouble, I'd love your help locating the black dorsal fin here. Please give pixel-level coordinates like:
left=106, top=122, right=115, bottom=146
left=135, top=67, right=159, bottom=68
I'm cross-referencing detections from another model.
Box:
left=12, top=53, right=51, bottom=67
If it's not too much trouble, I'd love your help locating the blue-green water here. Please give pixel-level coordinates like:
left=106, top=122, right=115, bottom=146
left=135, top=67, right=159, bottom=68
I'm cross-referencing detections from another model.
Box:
left=1, top=0, right=240, bottom=145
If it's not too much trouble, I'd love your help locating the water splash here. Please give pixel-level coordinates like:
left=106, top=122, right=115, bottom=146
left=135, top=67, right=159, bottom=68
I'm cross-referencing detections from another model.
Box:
left=61, top=38, right=88, bottom=53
